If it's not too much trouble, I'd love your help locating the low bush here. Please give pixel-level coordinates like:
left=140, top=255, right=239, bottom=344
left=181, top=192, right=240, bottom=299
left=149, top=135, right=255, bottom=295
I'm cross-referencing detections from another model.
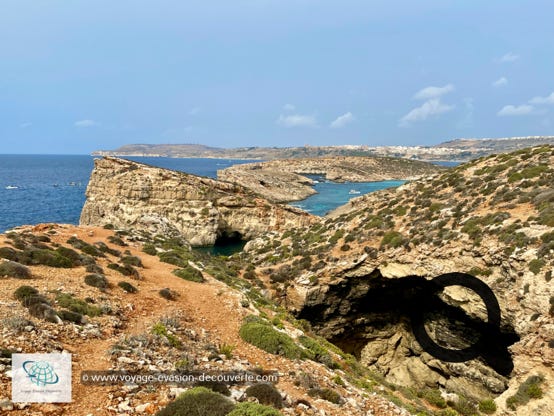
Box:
left=228, top=402, right=282, bottom=416
left=380, top=231, right=405, bottom=248
left=58, top=309, right=84, bottom=324
left=107, top=263, right=140, bottom=279
left=56, top=293, right=102, bottom=317
left=159, top=288, right=177, bottom=301
left=118, top=281, right=138, bottom=293
left=94, top=242, right=121, bottom=257
left=14, top=285, right=39, bottom=302
left=506, top=374, right=544, bottom=410
left=84, top=274, right=109, bottom=289
left=244, top=383, right=283, bottom=408
left=478, top=398, right=497, bottom=414
left=107, top=235, right=127, bottom=246
left=28, top=302, right=60, bottom=323
left=142, top=243, right=157, bottom=256
left=121, top=255, right=143, bottom=268
left=155, top=387, right=234, bottom=416
left=173, top=266, right=204, bottom=283
left=0, top=261, right=31, bottom=278
left=193, top=381, right=230, bottom=396
left=308, top=388, right=341, bottom=404
left=239, top=319, right=304, bottom=359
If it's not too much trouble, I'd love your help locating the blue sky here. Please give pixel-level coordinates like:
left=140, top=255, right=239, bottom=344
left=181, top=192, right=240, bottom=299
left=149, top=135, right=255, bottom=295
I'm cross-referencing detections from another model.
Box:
left=1, top=0, right=553, bottom=154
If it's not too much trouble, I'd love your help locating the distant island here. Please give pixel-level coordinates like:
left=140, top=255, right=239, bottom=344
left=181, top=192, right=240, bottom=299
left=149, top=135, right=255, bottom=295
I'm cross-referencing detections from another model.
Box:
left=93, top=135, right=554, bottom=162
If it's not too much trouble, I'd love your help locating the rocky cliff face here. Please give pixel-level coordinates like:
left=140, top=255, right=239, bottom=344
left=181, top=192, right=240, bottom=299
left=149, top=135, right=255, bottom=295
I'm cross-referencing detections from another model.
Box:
left=218, top=156, right=442, bottom=202
left=244, top=145, right=554, bottom=414
left=80, top=157, right=315, bottom=246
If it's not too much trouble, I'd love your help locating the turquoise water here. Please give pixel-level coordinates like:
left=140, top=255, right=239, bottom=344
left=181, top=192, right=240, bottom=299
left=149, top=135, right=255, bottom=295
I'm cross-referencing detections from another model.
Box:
left=290, top=176, right=406, bottom=216
left=0, top=155, right=409, bottom=233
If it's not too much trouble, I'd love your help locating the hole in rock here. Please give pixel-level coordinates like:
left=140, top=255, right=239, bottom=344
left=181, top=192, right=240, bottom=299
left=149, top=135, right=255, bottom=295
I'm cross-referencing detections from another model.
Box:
left=297, top=273, right=519, bottom=377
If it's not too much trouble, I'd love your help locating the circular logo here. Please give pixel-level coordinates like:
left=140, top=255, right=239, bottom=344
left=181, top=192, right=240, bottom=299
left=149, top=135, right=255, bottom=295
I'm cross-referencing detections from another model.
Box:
left=23, top=360, right=60, bottom=386
left=410, top=272, right=501, bottom=363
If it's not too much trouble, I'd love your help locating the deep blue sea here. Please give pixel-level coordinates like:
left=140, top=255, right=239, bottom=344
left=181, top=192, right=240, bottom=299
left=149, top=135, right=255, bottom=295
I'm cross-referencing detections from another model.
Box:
left=0, top=155, right=411, bottom=233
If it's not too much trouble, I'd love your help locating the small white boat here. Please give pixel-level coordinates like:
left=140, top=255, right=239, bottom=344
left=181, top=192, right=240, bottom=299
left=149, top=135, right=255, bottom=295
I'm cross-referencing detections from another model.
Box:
left=348, top=189, right=361, bottom=195
left=5, top=185, right=18, bottom=190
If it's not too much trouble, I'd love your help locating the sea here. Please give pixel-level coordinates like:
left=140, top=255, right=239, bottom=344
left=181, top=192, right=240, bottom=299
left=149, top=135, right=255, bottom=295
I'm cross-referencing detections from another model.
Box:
left=0, top=155, right=409, bottom=234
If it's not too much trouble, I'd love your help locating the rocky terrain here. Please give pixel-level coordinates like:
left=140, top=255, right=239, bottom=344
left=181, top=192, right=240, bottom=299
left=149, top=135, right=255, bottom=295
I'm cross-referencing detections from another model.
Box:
left=1, top=224, right=431, bottom=416
left=218, top=157, right=441, bottom=202
left=2, top=146, right=553, bottom=415
left=243, top=145, right=554, bottom=415
left=80, top=157, right=315, bottom=246
left=93, top=136, right=554, bottom=162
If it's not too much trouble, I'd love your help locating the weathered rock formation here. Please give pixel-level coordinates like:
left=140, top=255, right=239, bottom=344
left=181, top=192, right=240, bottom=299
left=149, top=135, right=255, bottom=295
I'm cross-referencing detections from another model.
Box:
left=245, top=145, right=554, bottom=414
left=218, top=156, right=441, bottom=202
left=80, top=157, right=316, bottom=246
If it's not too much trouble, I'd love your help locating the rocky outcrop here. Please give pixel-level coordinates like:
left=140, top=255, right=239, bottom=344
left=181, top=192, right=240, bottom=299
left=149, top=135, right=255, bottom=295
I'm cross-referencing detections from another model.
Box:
left=218, top=156, right=442, bottom=202
left=245, top=145, right=554, bottom=413
left=80, top=157, right=315, bottom=246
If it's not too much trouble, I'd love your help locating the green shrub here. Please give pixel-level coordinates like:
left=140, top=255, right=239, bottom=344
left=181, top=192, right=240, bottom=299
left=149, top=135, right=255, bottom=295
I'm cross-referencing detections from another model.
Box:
left=151, top=322, right=182, bottom=348
left=244, top=383, right=283, bottom=408
left=54, top=246, right=83, bottom=266
left=218, top=343, right=235, bottom=359
left=0, top=247, right=18, bottom=261
left=451, top=396, right=477, bottom=416
left=0, top=261, right=31, bottom=278
left=14, top=285, right=39, bottom=302
left=308, top=388, right=342, bottom=404
left=142, top=243, right=157, bottom=255
left=85, top=263, right=104, bottom=274
left=173, top=266, right=204, bottom=283
left=121, top=255, right=143, bottom=268
left=22, top=248, right=74, bottom=268
left=380, top=231, right=405, bottom=248
left=155, top=387, right=234, bottom=416
left=91, top=242, right=119, bottom=257
left=28, top=303, right=60, bottom=323
left=159, top=288, right=177, bottom=301
left=298, top=335, right=337, bottom=368
left=529, top=259, right=545, bottom=275
left=107, top=235, right=127, bottom=246
left=420, top=388, right=446, bottom=408
left=239, top=320, right=304, bottom=359
left=118, top=281, right=138, bottom=293
left=58, top=309, right=84, bottom=324
left=193, top=381, right=230, bottom=396
left=478, top=399, right=497, bottom=414
left=56, top=293, right=102, bottom=317
left=103, top=223, right=115, bottom=230
left=159, top=250, right=188, bottom=267
left=84, top=274, right=109, bottom=289
left=228, top=402, right=282, bottom=416
left=107, top=263, right=140, bottom=279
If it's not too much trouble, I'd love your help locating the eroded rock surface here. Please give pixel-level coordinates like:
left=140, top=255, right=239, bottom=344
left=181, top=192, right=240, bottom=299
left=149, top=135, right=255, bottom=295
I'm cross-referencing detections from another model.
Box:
left=80, top=157, right=315, bottom=245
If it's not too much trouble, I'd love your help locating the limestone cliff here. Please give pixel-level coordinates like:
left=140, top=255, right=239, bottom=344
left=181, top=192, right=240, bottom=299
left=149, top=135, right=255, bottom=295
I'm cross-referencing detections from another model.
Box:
left=218, top=156, right=442, bottom=202
left=244, top=145, right=554, bottom=414
left=80, top=157, right=315, bottom=246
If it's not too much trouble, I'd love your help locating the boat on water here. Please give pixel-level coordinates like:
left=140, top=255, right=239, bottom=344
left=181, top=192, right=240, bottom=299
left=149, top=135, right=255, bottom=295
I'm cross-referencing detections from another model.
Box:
left=348, top=189, right=361, bottom=195
left=5, top=185, right=18, bottom=190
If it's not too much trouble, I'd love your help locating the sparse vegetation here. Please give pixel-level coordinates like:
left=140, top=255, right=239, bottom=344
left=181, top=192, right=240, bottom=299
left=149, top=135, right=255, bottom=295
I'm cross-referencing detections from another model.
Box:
left=56, top=293, right=102, bottom=317
left=228, top=402, right=282, bottom=416
left=244, top=383, right=283, bottom=409
left=118, top=281, right=138, bottom=293
left=84, top=273, right=109, bottom=289
left=155, top=387, right=234, bottom=416
left=506, top=374, right=545, bottom=410
left=173, top=266, right=204, bottom=283
left=0, top=261, right=31, bottom=278
left=239, top=317, right=304, bottom=359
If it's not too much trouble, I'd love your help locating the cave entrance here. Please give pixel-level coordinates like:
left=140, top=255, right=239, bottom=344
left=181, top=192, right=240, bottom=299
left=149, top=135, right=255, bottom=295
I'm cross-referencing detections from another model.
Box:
left=194, top=230, right=247, bottom=256
left=297, top=273, right=520, bottom=377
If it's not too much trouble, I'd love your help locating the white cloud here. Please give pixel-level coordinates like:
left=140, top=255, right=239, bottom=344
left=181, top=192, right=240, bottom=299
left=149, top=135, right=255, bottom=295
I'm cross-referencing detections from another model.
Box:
left=492, top=77, right=508, bottom=87
left=500, top=52, right=519, bottom=63
left=400, top=99, right=454, bottom=126
left=283, top=103, right=295, bottom=111
left=330, top=112, right=354, bottom=128
left=276, top=114, right=318, bottom=128
left=497, top=104, right=534, bottom=116
left=74, top=119, right=97, bottom=127
left=413, top=84, right=454, bottom=100
left=529, top=92, right=554, bottom=105
left=188, top=107, right=201, bottom=116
